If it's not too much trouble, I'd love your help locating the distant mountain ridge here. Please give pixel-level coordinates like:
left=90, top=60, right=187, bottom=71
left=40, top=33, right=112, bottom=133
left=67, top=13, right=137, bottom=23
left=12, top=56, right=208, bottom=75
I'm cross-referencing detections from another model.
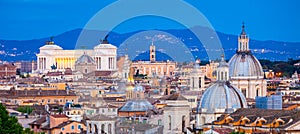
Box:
left=0, top=27, right=299, bottom=62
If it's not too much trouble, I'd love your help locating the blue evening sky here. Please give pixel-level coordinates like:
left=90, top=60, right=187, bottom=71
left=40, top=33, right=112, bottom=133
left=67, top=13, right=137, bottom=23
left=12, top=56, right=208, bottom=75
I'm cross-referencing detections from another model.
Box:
left=0, top=0, right=299, bottom=42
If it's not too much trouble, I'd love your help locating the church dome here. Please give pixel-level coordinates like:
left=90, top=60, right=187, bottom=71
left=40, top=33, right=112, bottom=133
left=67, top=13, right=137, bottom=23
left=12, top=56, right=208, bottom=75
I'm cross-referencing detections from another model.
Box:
left=119, top=99, right=154, bottom=112
left=229, top=53, right=264, bottom=78
left=197, top=81, right=247, bottom=114
left=75, top=53, right=95, bottom=64
left=228, top=24, right=264, bottom=79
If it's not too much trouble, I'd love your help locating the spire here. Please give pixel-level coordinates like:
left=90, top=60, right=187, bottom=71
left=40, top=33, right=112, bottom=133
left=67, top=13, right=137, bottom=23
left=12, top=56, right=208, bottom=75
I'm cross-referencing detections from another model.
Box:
left=241, top=22, right=246, bottom=35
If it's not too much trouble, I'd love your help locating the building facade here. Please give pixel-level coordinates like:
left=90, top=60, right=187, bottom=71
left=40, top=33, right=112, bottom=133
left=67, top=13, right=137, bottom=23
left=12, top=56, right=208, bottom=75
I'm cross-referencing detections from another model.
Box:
left=86, top=114, right=116, bottom=134
left=256, top=94, right=282, bottom=110
left=163, top=93, right=190, bottom=134
left=131, top=43, right=176, bottom=77
left=0, top=63, right=16, bottom=78
left=36, top=40, right=117, bottom=73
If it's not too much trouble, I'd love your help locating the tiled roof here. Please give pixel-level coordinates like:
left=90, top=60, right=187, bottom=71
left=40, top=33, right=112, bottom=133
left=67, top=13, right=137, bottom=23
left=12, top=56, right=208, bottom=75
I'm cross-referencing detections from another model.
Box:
left=0, top=89, right=76, bottom=98
left=216, top=108, right=300, bottom=129
left=86, top=114, right=115, bottom=121
left=54, top=121, right=84, bottom=129
left=165, top=93, right=187, bottom=100
left=29, top=116, right=47, bottom=125
left=51, top=114, right=68, bottom=118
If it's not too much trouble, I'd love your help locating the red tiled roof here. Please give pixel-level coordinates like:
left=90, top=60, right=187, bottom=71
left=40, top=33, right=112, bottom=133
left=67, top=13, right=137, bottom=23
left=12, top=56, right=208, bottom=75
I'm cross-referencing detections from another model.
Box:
left=51, top=114, right=68, bottom=118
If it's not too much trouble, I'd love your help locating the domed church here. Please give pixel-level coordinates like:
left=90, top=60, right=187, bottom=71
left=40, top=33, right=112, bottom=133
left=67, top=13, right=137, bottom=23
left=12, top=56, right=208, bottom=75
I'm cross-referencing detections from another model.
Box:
left=75, top=52, right=96, bottom=74
left=229, top=24, right=267, bottom=99
left=196, top=55, right=247, bottom=128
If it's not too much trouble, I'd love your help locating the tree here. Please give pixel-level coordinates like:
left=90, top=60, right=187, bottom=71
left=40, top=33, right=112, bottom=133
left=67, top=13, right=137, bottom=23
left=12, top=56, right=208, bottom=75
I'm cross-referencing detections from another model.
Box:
left=0, top=103, right=23, bottom=134
left=22, top=128, right=34, bottom=134
left=16, top=106, right=34, bottom=115
left=58, top=107, right=63, bottom=114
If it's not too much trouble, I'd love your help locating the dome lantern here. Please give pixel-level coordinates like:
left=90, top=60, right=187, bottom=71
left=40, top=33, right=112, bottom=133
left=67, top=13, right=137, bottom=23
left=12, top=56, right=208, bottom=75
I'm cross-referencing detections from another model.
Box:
left=238, top=22, right=250, bottom=52
left=216, top=54, right=229, bottom=81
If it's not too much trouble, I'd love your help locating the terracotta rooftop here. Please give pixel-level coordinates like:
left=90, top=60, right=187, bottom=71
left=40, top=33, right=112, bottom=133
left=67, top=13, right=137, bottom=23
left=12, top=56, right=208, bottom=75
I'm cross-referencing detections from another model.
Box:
left=51, top=114, right=68, bottom=118
left=162, top=93, right=187, bottom=101
left=216, top=108, right=300, bottom=129
left=54, top=121, right=84, bottom=129
left=29, top=116, right=47, bottom=125
left=0, top=88, right=76, bottom=98
left=87, top=114, right=115, bottom=121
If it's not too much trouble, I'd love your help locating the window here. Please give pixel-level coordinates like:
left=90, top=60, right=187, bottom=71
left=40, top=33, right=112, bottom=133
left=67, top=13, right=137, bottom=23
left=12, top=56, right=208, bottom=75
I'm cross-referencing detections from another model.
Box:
left=48, top=99, right=51, bottom=103
left=221, top=72, right=224, bottom=80
left=89, top=124, right=92, bottom=133
left=102, top=109, right=104, bottom=113
left=78, top=125, right=81, bottom=129
left=61, top=127, right=65, bottom=131
left=168, top=115, right=171, bottom=130
left=101, top=124, right=105, bottom=132
left=113, top=109, right=116, bottom=112
left=242, top=88, right=247, bottom=97
left=108, top=108, right=111, bottom=112
left=108, top=124, right=112, bottom=134
left=71, top=125, right=74, bottom=130
left=158, top=119, right=162, bottom=125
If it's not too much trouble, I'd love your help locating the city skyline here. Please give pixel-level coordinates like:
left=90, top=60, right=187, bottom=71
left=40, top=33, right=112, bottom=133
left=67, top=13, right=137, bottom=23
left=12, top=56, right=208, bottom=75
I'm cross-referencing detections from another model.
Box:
left=0, top=1, right=300, bottom=133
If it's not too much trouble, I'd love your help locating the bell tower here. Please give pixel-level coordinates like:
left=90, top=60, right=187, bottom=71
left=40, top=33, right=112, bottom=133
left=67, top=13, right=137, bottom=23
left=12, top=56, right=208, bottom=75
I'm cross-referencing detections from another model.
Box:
left=238, top=23, right=250, bottom=52
left=150, top=41, right=156, bottom=62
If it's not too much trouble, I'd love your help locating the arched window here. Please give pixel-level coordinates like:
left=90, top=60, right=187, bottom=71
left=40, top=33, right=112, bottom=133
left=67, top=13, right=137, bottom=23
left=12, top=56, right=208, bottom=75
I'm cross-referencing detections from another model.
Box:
left=101, top=124, right=105, bottom=133
left=108, top=124, right=112, bottom=134
left=94, top=124, right=98, bottom=133
left=89, top=124, right=92, bottom=133
left=182, top=116, right=186, bottom=132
